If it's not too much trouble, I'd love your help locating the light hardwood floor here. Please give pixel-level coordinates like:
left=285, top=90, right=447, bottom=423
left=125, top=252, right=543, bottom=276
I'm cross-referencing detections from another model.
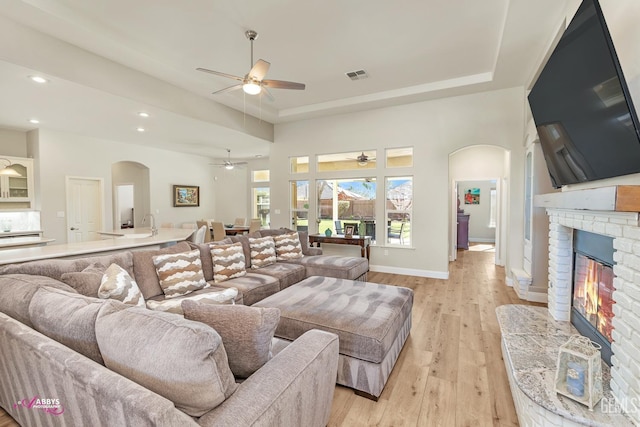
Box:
left=0, top=246, right=542, bottom=426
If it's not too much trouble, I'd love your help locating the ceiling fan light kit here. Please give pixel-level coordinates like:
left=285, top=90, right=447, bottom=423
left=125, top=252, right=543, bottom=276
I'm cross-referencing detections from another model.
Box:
left=197, top=29, right=305, bottom=100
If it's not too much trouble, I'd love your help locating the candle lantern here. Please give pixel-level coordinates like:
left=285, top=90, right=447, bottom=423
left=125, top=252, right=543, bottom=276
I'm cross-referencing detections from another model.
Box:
left=554, top=335, right=603, bottom=410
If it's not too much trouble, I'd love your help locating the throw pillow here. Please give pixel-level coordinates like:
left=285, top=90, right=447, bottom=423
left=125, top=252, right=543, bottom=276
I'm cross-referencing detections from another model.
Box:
left=187, top=238, right=233, bottom=281
left=98, top=263, right=145, bottom=307
left=211, top=242, right=246, bottom=283
left=152, top=249, right=208, bottom=299
left=132, top=241, right=192, bottom=299
left=60, top=263, right=106, bottom=297
left=182, top=301, right=280, bottom=378
left=95, top=303, right=237, bottom=417
left=146, top=287, right=238, bottom=315
left=29, top=286, right=109, bottom=365
left=273, top=232, right=304, bottom=261
left=248, top=236, right=277, bottom=269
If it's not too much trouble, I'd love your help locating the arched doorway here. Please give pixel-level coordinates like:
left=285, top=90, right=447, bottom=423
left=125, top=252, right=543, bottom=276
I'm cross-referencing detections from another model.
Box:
left=449, top=145, right=510, bottom=265
left=111, top=161, right=150, bottom=229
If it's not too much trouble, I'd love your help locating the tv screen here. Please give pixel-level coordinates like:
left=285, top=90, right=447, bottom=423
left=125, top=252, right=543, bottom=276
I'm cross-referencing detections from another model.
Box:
left=528, top=0, right=640, bottom=188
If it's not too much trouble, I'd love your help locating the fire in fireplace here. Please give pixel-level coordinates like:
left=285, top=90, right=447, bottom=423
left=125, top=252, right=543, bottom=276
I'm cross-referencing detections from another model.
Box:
left=571, top=230, right=614, bottom=366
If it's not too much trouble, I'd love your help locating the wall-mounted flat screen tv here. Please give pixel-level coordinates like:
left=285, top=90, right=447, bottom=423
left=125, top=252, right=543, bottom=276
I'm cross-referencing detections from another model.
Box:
left=528, top=0, right=640, bottom=188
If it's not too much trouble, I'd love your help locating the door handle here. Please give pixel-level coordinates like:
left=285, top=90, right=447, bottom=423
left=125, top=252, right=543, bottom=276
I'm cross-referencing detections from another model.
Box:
left=70, top=227, right=79, bottom=231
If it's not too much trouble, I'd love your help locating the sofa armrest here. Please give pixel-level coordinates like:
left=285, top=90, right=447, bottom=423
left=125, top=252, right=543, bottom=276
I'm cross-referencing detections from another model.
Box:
left=0, top=313, right=196, bottom=427
left=198, top=329, right=339, bottom=427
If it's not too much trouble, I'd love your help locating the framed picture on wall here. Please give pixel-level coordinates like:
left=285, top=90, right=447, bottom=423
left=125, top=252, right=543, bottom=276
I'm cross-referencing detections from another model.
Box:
left=464, top=188, right=480, bottom=205
left=173, top=185, right=200, bottom=207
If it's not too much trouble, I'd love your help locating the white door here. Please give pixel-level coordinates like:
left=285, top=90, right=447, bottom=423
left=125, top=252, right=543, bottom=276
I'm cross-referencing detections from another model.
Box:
left=66, top=177, right=103, bottom=243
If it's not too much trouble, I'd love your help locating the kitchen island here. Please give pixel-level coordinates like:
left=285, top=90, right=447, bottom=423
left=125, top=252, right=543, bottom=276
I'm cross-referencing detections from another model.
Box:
left=0, top=228, right=191, bottom=265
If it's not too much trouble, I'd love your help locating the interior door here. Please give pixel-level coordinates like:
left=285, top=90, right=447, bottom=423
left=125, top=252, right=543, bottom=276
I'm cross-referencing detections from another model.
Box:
left=66, top=177, right=103, bottom=243
left=450, top=180, right=458, bottom=261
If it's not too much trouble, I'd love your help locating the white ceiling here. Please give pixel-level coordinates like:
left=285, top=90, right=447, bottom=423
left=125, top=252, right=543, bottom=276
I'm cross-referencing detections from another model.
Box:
left=0, top=0, right=574, bottom=160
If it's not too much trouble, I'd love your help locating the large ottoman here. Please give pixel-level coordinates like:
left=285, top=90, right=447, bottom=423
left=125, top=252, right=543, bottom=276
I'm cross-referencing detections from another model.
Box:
left=253, top=275, right=413, bottom=400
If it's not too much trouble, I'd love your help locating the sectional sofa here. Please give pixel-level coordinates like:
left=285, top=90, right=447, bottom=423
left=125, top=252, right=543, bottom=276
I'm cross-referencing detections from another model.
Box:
left=0, top=229, right=369, bottom=426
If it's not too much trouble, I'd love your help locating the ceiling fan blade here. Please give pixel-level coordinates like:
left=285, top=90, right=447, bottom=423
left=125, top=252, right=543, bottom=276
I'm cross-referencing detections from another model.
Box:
left=249, top=59, right=270, bottom=80
left=261, top=87, right=275, bottom=102
left=262, top=79, right=305, bottom=90
left=212, top=84, right=243, bottom=95
left=196, top=68, right=244, bottom=82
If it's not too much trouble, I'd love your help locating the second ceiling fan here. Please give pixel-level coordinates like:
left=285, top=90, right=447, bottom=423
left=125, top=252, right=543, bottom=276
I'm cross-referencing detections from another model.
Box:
left=197, top=30, right=305, bottom=101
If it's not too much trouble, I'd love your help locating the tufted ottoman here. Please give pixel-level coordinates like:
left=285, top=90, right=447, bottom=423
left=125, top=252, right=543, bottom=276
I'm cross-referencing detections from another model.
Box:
left=253, top=275, right=413, bottom=400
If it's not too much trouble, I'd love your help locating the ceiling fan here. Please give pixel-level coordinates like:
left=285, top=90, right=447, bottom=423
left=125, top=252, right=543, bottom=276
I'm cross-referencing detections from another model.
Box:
left=196, top=30, right=305, bottom=100
left=354, top=152, right=376, bottom=166
left=210, top=149, right=248, bottom=170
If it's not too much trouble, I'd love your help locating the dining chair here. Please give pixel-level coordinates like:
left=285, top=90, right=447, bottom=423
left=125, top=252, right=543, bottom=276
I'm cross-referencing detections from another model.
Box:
left=188, top=225, right=207, bottom=244
left=248, top=218, right=261, bottom=234
left=196, top=220, right=212, bottom=242
left=160, top=222, right=175, bottom=228
left=334, top=220, right=343, bottom=234
left=211, top=221, right=226, bottom=242
left=181, top=223, right=197, bottom=230
left=388, top=222, right=405, bottom=244
left=234, top=217, right=246, bottom=226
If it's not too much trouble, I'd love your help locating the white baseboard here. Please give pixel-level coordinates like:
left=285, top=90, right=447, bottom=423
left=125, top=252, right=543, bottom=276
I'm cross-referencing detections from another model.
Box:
left=369, top=264, right=449, bottom=280
left=505, top=277, right=514, bottom=287
left=469, top=238, right=496, bottom=243
left=526, top=291, right=548, bottom=303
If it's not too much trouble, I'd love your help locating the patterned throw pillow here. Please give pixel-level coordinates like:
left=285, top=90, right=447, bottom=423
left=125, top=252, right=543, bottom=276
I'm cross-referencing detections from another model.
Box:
left=98, top=263, right=145, bottom=307
left=248, top=236, right=277, bottom=269
left=152, top=249, right=208, bottom=299
left=211, top=242, right=246, bottom=283
left=146, top=287, right=238, bottom=315
left=273, top=232, right=304, bottom=261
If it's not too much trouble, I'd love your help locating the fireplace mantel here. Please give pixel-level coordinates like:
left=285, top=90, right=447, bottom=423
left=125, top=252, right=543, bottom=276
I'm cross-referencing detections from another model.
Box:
left=534, top=185, right=640, bottom=212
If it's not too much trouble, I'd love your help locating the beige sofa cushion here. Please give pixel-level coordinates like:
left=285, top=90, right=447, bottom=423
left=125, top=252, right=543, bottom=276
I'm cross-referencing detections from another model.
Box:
left=211, top=242, right=246, bottom=283
left=95, top=302, right=238, bottom=417
left=152, top=249, right=208, bottom=299
left=132, top=241, right=192, bottom=299
left=146, top=287, right=238, bottom=315
left=98, top=263, right=145, bottom=307
left=273, top=232, right=304, bottom=261
left=60, top=263, right=106, bottom=297
left=0, top=274, right=76, bottom=328
left=249, top=236, right=277, bottom=268
left=182, top=301, right=280, bottom=378
left=28, top=286, right=106, bottom=365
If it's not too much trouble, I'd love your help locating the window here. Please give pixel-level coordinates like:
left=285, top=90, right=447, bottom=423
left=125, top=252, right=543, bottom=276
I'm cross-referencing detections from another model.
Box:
left=290, top=180, right=309, bottom=232
left=317, top=150, right=376, bottom=172
left=252, top=170, right=270, bottom=227
left=386, top=177, right=412, bottom=246
left=386, top=147, right=413, bottom=168
left=316, top=178, right=377, bottom=242
left=290, top=157, right=309, bottom=174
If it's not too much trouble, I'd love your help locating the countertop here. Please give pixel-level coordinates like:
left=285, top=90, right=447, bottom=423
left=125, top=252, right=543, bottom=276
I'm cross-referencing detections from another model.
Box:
left=0, top=236, right=55, bottom=249
left=0, top=230, right=43, bottom=237
left=496, top=305, right=633, bottom=426
left=0, top=228, right=192, bottom=265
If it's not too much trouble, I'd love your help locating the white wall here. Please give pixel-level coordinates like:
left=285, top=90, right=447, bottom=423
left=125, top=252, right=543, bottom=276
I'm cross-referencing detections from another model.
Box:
left=457, top=180, right=496, bottom=242
left=272, top=87, right=525, bottom=277
left=28, top=129, right=217, bottom=243
left=0, top=128, right=28, bottom=157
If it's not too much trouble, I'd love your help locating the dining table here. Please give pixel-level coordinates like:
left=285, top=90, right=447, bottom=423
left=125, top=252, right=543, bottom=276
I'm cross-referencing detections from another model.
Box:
left=224, top=226, right=250, bottom=236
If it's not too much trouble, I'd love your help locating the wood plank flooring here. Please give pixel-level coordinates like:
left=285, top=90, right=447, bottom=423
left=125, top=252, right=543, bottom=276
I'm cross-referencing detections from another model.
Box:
left=0, top=245, right=543, bottom=426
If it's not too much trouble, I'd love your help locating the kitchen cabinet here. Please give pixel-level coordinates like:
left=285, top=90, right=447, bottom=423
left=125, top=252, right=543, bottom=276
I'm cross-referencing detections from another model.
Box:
left=0, top=156, right=34, bottom=207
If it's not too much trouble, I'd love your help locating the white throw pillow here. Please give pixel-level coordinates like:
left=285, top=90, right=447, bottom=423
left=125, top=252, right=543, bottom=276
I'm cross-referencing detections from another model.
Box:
left=98, top=263, right=145, bottom=307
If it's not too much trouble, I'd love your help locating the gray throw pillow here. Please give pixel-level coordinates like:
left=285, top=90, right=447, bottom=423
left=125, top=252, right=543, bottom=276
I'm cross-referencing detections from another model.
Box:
left=60, top=263, right=106, bottom=297
left=95, top=303, right=237, bottom=417
left=182, top=301, right=280, bottom=378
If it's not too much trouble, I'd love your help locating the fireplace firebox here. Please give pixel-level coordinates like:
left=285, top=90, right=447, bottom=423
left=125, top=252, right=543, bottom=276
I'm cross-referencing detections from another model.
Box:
left=571, top=230, right=614, bottom=366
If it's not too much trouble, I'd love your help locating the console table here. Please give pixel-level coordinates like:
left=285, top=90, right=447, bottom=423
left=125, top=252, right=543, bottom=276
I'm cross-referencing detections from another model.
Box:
left=308, top=234, right=371, bottom=260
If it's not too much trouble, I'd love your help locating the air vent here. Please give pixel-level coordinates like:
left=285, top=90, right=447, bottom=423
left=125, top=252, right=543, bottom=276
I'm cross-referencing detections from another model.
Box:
left=345, top=69, right=369, bottom=81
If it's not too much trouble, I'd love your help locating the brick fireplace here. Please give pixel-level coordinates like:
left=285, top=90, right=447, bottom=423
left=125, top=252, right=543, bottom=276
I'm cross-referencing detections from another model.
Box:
left=536, top=185, right=640, bottom=424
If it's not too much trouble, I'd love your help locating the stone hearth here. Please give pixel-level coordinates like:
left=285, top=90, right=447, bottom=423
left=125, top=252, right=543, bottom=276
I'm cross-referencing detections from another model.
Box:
left=535, top=185, right=640, bottom=425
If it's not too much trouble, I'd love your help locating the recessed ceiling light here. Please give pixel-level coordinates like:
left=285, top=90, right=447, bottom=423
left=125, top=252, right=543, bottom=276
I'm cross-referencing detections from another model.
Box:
left=28, top=75, right=48, bottom=84
left=137, top=112, right=149, bottom=118
left=28, top=119, right=40, bottom=124
left=136, top=127, right=145, bottom=132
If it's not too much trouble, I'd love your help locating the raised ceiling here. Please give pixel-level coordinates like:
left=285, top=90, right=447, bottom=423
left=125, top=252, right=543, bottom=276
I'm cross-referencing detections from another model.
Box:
left=0, top=0, right=575, bottom=159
